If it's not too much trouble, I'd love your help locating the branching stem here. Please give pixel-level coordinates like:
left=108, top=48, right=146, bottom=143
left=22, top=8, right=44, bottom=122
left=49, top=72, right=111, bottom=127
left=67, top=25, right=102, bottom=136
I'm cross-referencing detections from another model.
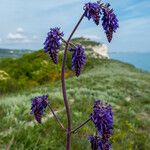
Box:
left=61, top=37, right=76, bottom=47
left=71, top=118, right=91, bottom=134
left=48, top=105, right=66, bottom=131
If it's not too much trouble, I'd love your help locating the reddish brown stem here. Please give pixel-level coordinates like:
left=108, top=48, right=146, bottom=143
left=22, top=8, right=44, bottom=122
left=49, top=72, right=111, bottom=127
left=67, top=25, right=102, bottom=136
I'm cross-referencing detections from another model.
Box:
left=71, top=118, right=91, bottom=134
left=61, top=37, right=76, bottom=47
left=48, top=105, right=66, bottom=131
left=61, top=12, right=85, bottom=150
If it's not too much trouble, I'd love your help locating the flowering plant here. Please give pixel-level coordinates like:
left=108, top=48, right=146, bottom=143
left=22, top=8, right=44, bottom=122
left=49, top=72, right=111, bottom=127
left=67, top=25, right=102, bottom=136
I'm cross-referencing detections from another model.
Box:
left=30, top=1, right=118, bottom=150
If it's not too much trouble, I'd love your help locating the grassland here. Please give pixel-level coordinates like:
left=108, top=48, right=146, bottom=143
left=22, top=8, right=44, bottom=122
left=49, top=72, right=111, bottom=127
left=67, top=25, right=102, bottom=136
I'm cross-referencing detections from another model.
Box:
left=0, top=55, right=150, bottom=150
left=0, top=38, right=99, bottom=95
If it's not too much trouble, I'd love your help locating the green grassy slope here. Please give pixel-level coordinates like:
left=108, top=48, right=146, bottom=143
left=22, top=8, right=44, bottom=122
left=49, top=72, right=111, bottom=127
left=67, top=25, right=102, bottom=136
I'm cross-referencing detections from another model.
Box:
left=0, top=50, right=73, bottom=95
left=0, top=38, right=99, bottom=95
left=0, top=58, right=150, bottom=150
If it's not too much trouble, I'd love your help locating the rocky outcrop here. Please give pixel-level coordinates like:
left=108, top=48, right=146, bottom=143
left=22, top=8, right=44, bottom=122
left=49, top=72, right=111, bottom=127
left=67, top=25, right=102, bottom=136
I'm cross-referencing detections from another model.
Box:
left=87, top=44, right=109, bottom=59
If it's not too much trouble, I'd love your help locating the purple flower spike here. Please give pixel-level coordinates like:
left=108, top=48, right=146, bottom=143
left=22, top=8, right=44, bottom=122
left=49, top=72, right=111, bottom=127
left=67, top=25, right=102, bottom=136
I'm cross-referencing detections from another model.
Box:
left=90, top=100, right=113, bottom=150
left=88, top=134, right=112, bottom=150
left=88, top=135, right=100, bottom=150
left=101, top=3, right=119, bottom=42
left=84, top=2, right=101, bottom=25
left=30, top=94, right=49, bottom=123
left=99, top=139, right=112, bottom=150
left=43, top=27, right=64, bottom=64
left=70, top=44, right=86, bottom=77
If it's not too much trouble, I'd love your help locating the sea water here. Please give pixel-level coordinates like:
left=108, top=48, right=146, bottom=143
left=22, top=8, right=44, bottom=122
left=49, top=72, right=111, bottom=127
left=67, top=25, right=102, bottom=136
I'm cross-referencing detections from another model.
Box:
left=110, top=52, right=150, bottom=72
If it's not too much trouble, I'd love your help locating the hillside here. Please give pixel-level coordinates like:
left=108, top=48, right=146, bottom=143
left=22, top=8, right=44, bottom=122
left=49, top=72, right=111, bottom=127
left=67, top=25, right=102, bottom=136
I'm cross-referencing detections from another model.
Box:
left=0, top=55, right=150, bottom=149
left=0, top=38, right=100, bottom=59
left=0, top=38, right=107, bottom=95
left=0, top=38, right=150, bottom=149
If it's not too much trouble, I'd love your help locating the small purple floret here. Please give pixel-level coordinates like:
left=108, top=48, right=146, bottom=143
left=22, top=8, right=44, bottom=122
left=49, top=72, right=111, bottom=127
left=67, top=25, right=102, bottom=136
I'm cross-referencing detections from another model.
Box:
left=88, top=135, right=100, bottom=150
left=90, top=100, right=113, bottom=150
left=84, top=2, right=101, bottom=25
left=101, top=3, right=119, bottom=42
left=88, top=134, right=112, bottom=150
left=30, top=94, right=48, bottom=123
left=69, top=44, right=86, bottom=77
left=43, top=27, right=64, bottom=64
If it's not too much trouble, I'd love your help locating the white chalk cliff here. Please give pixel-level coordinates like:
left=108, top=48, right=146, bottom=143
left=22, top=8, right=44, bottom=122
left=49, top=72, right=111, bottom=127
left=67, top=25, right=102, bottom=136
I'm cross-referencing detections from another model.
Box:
left=87, top=44, right=109, bottom=59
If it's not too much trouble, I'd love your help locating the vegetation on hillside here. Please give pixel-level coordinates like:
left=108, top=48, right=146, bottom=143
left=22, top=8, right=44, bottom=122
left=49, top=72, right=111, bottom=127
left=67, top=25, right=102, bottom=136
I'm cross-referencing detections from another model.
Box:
left=0, top=38, right=150, bottom=149
left=0, top=50, right=72, bottom=95
left=0, top=38, right=100, bottom=95
left=0, top=55, right=150, bottom=149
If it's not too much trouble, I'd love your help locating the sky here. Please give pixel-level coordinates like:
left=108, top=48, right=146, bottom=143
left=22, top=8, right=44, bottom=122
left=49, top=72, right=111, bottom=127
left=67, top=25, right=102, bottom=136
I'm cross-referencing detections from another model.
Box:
left=0, top=0, right=150, bottom=52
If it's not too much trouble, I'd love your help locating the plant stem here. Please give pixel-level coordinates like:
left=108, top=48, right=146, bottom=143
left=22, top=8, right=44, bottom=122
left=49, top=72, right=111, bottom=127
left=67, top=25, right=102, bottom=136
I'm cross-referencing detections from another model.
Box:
left=61, top=12, right=85, bottom=150
left=48, top=105, right=66, bottom=131
left=61, top=37, right=76, bottom=47
left=71, top=118, right=91, bottom=134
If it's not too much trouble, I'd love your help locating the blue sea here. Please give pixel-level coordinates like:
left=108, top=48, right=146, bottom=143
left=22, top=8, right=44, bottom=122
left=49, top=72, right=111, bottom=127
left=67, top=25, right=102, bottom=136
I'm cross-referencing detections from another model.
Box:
left=110, top=52, right=150, bottom=72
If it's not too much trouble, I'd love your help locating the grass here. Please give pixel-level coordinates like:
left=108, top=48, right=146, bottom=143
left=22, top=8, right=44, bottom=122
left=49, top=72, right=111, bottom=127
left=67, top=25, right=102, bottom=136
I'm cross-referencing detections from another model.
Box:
left=0, top=58, right=150, bottom=150
left=0, top=37, right=100, bottom=95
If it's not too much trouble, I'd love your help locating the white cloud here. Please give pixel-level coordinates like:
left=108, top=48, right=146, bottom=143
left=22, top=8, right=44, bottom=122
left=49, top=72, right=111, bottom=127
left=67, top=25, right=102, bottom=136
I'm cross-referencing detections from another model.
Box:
left=124, top=1, right=150, bottom=11
left=16, top=27, right=24, bottom=33
left=75, top=25, right=104, bottom=42
left=6, top=27, right=31, bottom=43
left=0, top=38, right=2, bottom=43
left=32, top=35, right=38, bottom=40
left=119, top=17, right=150, bottom=36
left=7, top=33, right=26, bottom=41
left=46, top=0, right=83, bottom=9
left=109, top=16, right=150, bottom=52
left=80, top=35, right=100, bottom=41
left=22, top=39, right=31, bottom=43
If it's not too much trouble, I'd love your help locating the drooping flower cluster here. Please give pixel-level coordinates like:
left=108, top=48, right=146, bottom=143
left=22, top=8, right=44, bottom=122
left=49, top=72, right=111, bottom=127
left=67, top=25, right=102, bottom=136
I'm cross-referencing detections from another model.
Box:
left=43, top=27, right=64, bottom=64
left=83, top=2, right=119, bottom=43
left=101, top=3, right=119, bottom=42
left=30, top=95, right=48, bottom=123
left=90, top=100, right=113, bottom=150
left=69, top=44, right=86, bottom=77
left=84, top=2, right=101, bottom=25
left=88, top=135, right=100, bottom=150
